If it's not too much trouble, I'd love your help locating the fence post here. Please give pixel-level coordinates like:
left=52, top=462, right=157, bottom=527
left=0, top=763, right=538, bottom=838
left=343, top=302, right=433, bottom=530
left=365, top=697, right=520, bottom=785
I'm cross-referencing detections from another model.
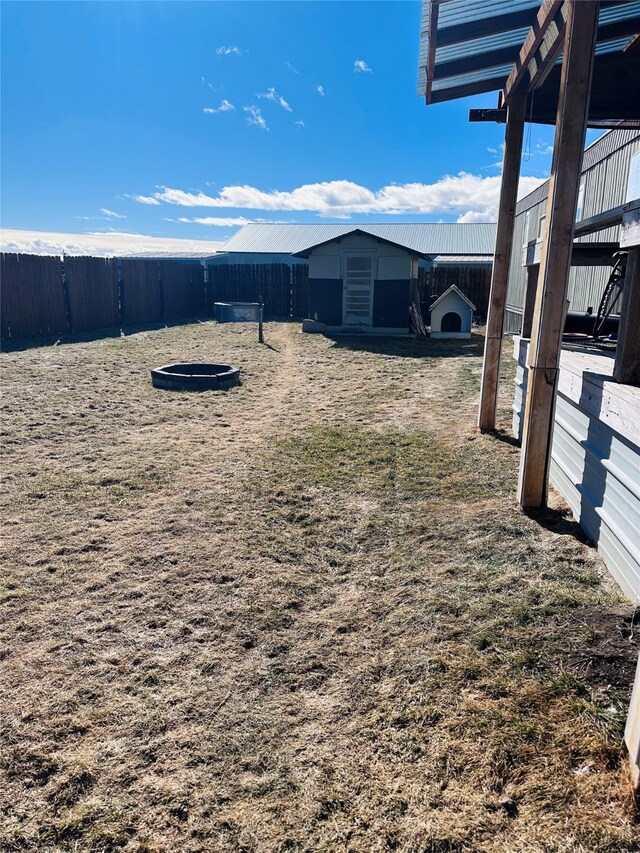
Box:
left=258, top=294, right=264, bottom=343
left=158, top=261, right=165, bottom=324
left=61, top=253, right=73, bottom=334
left=117, top=258, right=124, bottom=327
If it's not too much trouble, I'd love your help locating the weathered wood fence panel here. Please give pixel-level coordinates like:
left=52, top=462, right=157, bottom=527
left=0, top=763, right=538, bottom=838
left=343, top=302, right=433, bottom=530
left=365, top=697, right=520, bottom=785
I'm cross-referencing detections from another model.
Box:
left=191, top=264, right=206, bottom=317
left=206, top=263, right=309, bottom=318
left=64, top=256, right=120, bottom=332
left=120, top=260, right=162, bottom=326
left=1, top=253, right=68, bottom=341
left=291, top=264, right=309, bottom=319
left=432, top=266, right=492, bottom=318
left=2, top=256, right=310, bottom=345
left=160, top=261, right=194, bottom=321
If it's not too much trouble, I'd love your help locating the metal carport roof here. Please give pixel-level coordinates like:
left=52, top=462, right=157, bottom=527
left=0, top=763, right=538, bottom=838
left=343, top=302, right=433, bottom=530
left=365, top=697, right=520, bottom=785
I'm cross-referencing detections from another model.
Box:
left=418, top=0, right=640, bottom=126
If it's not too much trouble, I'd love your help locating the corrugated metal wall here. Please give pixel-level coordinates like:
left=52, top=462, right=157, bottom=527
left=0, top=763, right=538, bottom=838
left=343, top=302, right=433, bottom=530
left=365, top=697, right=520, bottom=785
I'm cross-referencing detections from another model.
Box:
left=511, top=339, right=640, bottom=602
left=506, top=130, right=640, bottom=319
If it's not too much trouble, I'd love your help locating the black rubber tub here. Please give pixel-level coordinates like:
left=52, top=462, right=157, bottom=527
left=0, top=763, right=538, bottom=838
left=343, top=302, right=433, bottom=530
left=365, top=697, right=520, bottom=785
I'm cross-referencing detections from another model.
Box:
left=151, top=363, right=240, bottom=391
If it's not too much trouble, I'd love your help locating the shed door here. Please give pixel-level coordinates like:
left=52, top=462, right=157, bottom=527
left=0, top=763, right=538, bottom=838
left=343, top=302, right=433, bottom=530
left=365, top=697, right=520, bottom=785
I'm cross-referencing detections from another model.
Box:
left=343, top=256, right=373, bottom=326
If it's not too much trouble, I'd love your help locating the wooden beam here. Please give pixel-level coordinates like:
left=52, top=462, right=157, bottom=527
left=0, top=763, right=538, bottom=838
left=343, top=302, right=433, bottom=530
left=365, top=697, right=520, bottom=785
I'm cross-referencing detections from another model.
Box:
left=478, top=94, right=527, bottom=432
left=524, top=239, right=620, bottom=267
left=524, top=6, right=568, bottom=93
left=502, top=0, right=564, bottom=105
left=575, top=198, right=640, bottom=238
left=469, top=109, right=507, bottom=123
left=614, top=247, right=640, bottom=385
left=625, top=653, right=640, bottom=790
left=518, top=0, right=600, bottom=508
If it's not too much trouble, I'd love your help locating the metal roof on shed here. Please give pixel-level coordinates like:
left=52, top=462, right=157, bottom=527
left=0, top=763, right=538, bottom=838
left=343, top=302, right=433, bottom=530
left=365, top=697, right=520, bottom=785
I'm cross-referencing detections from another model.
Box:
left=432, top=254, right=494, bottom=264
left=220, top=223, right=497, bottom=257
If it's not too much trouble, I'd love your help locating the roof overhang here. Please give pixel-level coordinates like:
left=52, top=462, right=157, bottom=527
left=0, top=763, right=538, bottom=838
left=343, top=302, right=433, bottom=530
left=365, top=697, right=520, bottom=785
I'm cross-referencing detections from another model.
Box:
left=419, top=0, right=640, bottom=127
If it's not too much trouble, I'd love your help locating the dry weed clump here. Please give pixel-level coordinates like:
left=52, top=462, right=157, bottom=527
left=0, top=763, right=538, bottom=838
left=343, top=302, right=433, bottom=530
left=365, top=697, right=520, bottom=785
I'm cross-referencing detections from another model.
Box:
left=1, top=321, right=638, bottom=852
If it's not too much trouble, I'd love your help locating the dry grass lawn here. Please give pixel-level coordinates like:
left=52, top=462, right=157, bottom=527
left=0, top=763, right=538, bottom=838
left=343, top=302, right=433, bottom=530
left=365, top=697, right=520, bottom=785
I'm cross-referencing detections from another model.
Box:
left=1, top=321, right=639, bottom=852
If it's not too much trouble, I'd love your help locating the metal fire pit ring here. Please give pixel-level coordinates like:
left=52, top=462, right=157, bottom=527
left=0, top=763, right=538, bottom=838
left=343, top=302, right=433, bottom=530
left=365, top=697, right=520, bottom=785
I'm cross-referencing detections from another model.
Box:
left=151, top=363, right=240, bottom=391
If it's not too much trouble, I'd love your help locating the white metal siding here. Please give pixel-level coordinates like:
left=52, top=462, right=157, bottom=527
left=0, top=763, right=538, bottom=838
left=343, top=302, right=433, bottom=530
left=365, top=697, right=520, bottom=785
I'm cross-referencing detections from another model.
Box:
left=309, top=254, right=341, bottom=279
left=378, top=256, right=412, bottom=280
left=512, top=339, right=640, bottom=602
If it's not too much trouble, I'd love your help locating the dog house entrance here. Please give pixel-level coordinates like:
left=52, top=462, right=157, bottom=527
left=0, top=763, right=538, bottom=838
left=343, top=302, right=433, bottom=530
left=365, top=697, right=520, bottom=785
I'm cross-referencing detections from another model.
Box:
left=441, top=311, right=462, bottom=333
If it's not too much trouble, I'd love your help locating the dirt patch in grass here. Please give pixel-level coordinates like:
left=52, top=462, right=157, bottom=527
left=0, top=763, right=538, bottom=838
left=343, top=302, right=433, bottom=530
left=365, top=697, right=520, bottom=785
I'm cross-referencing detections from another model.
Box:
left=1, top=322, right=638, bottom=852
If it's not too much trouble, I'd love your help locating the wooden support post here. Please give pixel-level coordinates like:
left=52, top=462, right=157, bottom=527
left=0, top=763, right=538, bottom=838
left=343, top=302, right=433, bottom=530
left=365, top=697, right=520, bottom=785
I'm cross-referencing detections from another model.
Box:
left=518, top=0, right=599, bottom=508
left=625, top=653, right=640, bottom=790
left=478, top=95, right=527, bottom=431
left=614, top=248, right=640, bottom=386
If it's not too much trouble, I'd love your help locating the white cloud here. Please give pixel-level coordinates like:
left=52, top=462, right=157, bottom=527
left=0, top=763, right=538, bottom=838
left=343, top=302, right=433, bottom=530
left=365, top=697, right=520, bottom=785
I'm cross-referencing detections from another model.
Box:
left=0, top=229, right=225, bottom=258
left=204, top=99, right=235, bottom=114
left=178, top=216, right=253, bottom=227
left=151, top=173, right=545, bottom=220
left=316, top=84, right=326, bottom=97
left=216, top=46, right=240, bottom=56
left=100, top=208, right=127, bottom=219
left=243, top=105, right=269, bottom=131
left=354, top=59, right=372, bottom=73
left=295, top=120, right=305, bottom=129
left=133, top=195, right=161, bottom=206
left=487, top=147, right=498, bottom=154
left=257, top=87, right=292, bottom=112
left=285, top=61, right=299, bottom=74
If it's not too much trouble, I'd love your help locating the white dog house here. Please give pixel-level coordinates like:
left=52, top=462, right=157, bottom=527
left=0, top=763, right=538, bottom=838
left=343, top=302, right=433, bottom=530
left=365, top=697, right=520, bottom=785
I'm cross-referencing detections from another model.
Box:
left=430, top=285, right=475, bottom=338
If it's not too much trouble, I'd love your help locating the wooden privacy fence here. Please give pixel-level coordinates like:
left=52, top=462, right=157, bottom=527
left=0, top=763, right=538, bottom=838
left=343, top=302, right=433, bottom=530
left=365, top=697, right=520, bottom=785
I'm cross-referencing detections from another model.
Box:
left=206, top=263, right=308, bottom=319
left=418, top=265, right=492, bottom=320
left=1, top=254, right=207, bottom=343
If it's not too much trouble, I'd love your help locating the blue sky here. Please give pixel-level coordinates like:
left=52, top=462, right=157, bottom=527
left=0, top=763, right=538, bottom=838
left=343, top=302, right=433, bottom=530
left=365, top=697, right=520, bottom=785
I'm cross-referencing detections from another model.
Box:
left=1, top=0, right=594, bottom=254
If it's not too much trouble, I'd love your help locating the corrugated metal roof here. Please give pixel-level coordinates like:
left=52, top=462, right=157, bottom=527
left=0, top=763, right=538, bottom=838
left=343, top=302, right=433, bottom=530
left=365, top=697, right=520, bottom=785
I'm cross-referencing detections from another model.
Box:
left=417, top=0, right=541, bottom=98
left=432, top=254, right=494, bottom=264
left=220, top=223, right=498, bottom=257
left=418, top=0, right=640, bottom=122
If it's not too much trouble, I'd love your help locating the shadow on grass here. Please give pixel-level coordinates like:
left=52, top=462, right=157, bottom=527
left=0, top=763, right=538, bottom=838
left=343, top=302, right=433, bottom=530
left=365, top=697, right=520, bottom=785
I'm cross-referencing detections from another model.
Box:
left=524, top=505, right=594, bottom=545
left=485, top=428, right=522, bottom=448
left=325, top=331, right=485, bottom=359
left=1, top=317, right=218, bottom=353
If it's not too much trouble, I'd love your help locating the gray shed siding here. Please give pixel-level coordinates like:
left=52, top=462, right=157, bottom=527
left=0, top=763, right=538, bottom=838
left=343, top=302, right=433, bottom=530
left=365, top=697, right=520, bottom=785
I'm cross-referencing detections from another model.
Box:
left=307, top=233, right=415, bottom=332
left=506, top=130, right=640, bottom=324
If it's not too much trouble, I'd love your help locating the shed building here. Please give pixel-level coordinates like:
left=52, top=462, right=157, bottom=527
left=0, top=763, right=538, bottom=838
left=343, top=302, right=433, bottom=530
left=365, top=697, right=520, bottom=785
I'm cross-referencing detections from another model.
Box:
left=217, top=222, right=497, bottom=328
left=293, top=229, right=422, bottom=334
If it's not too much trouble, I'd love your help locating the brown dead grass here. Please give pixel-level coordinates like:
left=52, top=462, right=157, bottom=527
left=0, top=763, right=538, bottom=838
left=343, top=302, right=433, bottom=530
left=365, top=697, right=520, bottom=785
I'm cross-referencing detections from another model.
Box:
left=1, top=321, right=638, bottom=852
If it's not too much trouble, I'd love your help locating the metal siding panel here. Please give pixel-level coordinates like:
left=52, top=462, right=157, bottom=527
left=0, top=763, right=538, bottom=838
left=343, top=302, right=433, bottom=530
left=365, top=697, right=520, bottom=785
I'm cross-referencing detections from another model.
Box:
left=372, top=279, right=411, bottom=328
left=308, top=278, right=343, bottom=325
left=510, top=132, right=640, bottom=312
left=512, top=343, right=640, bottom=601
